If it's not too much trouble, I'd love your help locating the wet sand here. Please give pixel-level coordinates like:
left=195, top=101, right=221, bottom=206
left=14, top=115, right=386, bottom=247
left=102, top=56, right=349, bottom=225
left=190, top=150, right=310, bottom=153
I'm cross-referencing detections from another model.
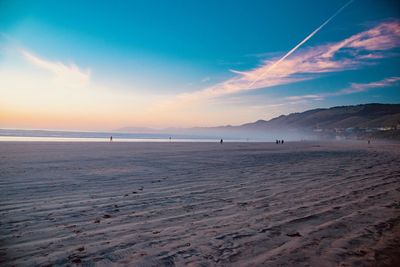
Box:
left=0, top=141, right=399, bottom=266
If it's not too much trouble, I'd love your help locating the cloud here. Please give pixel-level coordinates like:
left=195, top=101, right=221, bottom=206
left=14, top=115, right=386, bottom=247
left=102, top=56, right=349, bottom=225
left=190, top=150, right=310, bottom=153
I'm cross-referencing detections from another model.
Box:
left=176, top=20, right=400, bottom=103
left=20, top=49, right=91, bottom=86
left=247, top=0, right=354, bottom=88
left=285, top=94, right=325, bottom=101
left=342, top=76, right=400, bottom=94
left=201, top=76, right=211, bottom=83
left=286, top=76, right=400, bottom=101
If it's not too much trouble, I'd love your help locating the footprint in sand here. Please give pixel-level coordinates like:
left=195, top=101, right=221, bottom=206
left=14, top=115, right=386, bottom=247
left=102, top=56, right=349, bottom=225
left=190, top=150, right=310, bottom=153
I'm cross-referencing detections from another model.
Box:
left=286, top=231, right=302, bottom=237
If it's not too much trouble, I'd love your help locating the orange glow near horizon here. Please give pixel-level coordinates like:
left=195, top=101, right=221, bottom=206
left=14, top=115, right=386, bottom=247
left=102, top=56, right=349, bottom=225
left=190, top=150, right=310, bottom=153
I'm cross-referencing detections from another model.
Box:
left=0, top=49, right=279, bottom=131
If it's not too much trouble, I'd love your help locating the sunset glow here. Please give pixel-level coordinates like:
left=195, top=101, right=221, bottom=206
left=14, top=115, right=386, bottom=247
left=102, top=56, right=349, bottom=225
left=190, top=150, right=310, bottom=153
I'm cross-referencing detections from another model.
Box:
left=1, top=0, right=399, bottom=130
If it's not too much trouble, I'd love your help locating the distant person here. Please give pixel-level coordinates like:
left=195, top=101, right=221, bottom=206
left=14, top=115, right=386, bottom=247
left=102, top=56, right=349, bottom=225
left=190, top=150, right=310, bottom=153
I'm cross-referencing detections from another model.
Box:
left=110, top=136, right=113, bottom=142
left=282, top=139, right=284, bottom=144
left=220, top=139, right=223, bottom=144
left=276, top=140, right=279, bottom=144
left=368, top=139, right=370, bottom=145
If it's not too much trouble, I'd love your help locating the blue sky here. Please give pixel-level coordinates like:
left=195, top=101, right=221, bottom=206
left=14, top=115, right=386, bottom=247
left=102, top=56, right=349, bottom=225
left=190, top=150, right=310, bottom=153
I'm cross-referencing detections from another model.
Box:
left=0, top=0, right=399, bottom=130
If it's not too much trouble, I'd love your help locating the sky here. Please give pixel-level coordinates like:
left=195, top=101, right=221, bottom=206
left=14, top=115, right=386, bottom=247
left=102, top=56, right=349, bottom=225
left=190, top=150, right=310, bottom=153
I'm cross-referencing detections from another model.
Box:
left=0, top=0, right=399, bottom=131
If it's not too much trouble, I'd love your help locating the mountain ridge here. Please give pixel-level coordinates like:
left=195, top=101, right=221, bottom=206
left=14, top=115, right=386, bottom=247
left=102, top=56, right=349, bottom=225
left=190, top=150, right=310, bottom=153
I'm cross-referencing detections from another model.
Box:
left=117, top=103, right=400, bottom=133
left=115, top=103, right=400, bottom=140
left=237, top=103, right=400, bottom=130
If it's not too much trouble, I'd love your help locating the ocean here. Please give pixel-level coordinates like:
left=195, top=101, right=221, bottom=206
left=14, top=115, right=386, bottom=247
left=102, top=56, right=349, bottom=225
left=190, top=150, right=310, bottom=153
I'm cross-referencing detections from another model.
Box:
left=0, top=129, right=250, bottom=142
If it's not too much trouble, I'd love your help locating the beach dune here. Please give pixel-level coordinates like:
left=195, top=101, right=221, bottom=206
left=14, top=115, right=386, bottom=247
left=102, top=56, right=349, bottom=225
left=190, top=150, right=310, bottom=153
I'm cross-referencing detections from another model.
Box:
left=0, top=141, right=399, bottom=266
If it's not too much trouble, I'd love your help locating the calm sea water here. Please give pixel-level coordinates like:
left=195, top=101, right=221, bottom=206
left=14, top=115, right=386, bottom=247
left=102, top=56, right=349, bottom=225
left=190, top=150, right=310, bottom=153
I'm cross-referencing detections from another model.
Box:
left=0, top=136, right=229, bottom=142
left=0, top=129, right=251, bottom=142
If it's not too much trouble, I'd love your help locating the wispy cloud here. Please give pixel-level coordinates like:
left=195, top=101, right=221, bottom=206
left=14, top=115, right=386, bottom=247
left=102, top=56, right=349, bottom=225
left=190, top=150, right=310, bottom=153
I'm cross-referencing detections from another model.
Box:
left=286, top=76, right=400, bottom=102
left=20, top=49, right=91, bottom=86
left=176, top=20, right=400, bottom=103
left=247, top=0, right=354, bottom=88
left=341, top=76, right=400, bottom=94
left=201, top=76, right=211, bottom=83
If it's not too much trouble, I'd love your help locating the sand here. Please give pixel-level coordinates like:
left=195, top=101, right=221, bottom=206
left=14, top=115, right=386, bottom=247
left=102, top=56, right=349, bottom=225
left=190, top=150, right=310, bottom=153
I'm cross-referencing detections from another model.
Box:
left=0, top=141, right=399, bottom=267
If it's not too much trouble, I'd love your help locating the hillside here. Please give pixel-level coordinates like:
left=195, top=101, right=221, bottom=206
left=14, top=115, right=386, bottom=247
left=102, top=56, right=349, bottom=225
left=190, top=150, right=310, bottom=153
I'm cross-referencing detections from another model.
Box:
left=114, top=103, right=400, bottom=140
left=239, top=103, right=400, bottom=130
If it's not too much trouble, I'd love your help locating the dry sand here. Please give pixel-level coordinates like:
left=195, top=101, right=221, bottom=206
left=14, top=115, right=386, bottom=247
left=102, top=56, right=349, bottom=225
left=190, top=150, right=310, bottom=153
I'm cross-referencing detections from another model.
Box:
left=0, top=141, right=399, bottom=267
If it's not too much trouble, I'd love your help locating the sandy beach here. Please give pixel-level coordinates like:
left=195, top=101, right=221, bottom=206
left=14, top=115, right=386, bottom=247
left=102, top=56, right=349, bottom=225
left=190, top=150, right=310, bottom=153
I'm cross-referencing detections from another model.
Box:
left=0, top=141, right=399, bottom=267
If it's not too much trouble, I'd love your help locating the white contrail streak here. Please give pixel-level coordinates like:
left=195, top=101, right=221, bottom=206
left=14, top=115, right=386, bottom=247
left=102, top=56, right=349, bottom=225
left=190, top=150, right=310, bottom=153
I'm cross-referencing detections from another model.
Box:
left=247, top=0, right=354, bottom=89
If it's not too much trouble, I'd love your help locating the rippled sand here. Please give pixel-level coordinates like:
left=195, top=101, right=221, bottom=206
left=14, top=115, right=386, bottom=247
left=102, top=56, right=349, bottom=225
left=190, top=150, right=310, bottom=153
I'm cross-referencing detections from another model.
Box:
left=1, top=141, right=399, bottom=266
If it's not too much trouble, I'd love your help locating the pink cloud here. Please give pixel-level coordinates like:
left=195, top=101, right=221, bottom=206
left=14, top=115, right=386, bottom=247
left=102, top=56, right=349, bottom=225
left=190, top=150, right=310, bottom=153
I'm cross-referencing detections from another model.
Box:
left=178, top=20, right=400, bottom=102
left=20, top=49, right=91, bottom=86
left=342, top=76, right=400, bottom=94
left=286, top=76, right=400, bottom=102
left=323, top=21, right=400, bottom=57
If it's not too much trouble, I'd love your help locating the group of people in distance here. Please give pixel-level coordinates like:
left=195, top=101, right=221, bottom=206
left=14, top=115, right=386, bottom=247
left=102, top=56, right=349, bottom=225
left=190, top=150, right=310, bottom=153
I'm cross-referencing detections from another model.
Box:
left=108, top=136, right=289, bottom=144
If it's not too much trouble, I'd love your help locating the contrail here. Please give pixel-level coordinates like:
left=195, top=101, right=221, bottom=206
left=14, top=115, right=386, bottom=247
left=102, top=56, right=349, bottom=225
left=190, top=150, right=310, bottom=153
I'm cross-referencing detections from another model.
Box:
left=248, top=0, right=354, bottom=89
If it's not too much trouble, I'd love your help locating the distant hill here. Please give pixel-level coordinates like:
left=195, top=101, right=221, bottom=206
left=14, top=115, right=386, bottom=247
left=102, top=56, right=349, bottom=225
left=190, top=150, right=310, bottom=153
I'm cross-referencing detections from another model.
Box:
left=3, top=104, right=398, bottom=142
left=238, top=103, right=400, bottom=130
left=116, top=103, right=400, bottom=140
